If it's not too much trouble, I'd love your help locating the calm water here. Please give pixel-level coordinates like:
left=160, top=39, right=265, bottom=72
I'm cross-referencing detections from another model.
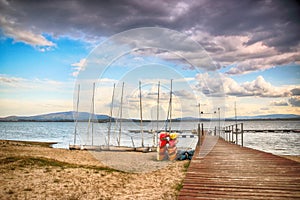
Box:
left=0, top=120, right=299, bottom=155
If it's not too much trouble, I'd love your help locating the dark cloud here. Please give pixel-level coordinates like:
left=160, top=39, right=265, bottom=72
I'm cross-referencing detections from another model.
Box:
left=1, top=0, right=299, bottom=49
left=288, top=97, right=300, bottom=107
left=1, top=0, right=299, bottom=74
left=270, top=101, right=288, bottom=106
left=291, top=88, right=300, bottom=96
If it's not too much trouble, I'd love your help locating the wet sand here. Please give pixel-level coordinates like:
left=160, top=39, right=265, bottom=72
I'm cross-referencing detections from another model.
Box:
left=0, top=140, right=189, bottom=200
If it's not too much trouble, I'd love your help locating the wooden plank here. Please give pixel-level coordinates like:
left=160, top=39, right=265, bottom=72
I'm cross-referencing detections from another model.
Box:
left=178, top=136, right=300, bottom=199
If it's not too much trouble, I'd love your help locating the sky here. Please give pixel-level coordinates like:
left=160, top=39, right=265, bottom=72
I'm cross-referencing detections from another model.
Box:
left=0, top=0, right=299, bottom=119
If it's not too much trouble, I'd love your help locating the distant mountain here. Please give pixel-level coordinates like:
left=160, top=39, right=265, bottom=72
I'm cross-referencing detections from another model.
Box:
left=0, top=111, right=111, bottom=122
left=175, top=117, right=211, bottom=121
left=0, top=112, right=299, bottom=122
left=228, top=114, right=300, bottom=120
left=176, top=114, right=300, bottom=121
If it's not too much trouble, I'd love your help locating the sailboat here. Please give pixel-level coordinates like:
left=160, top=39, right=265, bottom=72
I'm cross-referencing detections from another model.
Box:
left=82, top=82, right=98, bottom=150
left=99, top=82, right=135, bottom=151
left=157, top=79, right=178, bottom=160
left=69, top=84, right=81, bottom=150
left=135, top=81, right=152, bottom=152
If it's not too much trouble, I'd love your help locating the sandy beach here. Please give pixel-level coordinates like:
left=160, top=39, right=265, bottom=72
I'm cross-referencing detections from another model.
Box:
left=0, top=140, right=189, bottom=200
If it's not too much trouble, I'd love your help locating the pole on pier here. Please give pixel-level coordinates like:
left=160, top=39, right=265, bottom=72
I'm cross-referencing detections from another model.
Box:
left=241, top=123, right=244, bottom=147
left=218, top=107, right=220, bottom=136
left=229, top=126, right=232, bottom=142
left=201, top=123, right=204, bottom=136
left=197, top=123, right=201, bottom=147
left=235, top=123, right=238, bottom=145
left=231, top=125, right=234, bottom=143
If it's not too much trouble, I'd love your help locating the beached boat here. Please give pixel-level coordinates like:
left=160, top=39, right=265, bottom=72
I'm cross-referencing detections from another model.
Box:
left=83, top=145, right=135, bottom=151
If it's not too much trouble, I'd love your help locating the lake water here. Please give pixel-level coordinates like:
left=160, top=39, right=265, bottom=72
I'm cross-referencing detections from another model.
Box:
left=0, top=120, right=299, bottom=155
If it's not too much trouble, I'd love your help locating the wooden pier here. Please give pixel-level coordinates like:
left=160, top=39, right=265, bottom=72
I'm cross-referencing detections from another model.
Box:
left=178, top=136, right=300, bottom=199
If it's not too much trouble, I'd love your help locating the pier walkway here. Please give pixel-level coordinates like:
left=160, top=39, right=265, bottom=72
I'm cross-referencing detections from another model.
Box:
left=178, top=136, right=300, bottom=199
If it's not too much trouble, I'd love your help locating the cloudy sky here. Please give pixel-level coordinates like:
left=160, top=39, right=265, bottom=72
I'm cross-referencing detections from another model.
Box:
left=0, top=0, right=299, bottom=118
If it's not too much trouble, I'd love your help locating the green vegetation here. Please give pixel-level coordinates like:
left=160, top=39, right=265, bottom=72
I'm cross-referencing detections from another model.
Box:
left=0, top=156, right=123, bottom=173
left=183, top=160, right=190, bottom=171
left=175, top=182, right=183, bottom=191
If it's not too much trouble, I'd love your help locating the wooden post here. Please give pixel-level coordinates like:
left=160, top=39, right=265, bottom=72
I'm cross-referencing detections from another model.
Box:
left=228, top=126, right=230, bottom=141
left=214, top=126, right=217, bottom=136
left=197, top=123, right=201, bottom=147
left=201, top=123, right=204, bottom=136
left=231, top=125, right=234, bottom=143
left=241, top=123, right=244, bottom=147
left=235, top=123, right=238, bottom=145
left=229, top=126, right=233, bottom=142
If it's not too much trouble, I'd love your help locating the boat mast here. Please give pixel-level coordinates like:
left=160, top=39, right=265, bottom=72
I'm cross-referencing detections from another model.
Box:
left=118, top=82, right=124, bottom=146
left=235, top=101, right=237, bottom=124
left=87, top=82, right=95, bottom=146
left=74, top=84, right=80, bottom=145
left=156, top=81, right=160, bottom=145
left=169, top=79, right=173, bottom=132
left=139, top=81, right=144, bottom=147
left=107, top=83, right=115, bottom=147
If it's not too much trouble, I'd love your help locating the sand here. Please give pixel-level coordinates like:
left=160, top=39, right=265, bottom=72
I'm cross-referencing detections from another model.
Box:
left=2, top=140, right=299, bottom=200
left=0, top=140, right=189, bottom=200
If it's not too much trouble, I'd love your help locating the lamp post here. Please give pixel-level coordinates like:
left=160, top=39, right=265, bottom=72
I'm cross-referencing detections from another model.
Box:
left=198, top=103, right=201, bottom=124
left=200, top=110, right=217, bottom=136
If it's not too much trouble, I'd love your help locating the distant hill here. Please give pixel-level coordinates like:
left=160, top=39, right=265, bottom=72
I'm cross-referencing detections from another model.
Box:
left=0, top=111, right=111, bottom=122
left=176, top=114, right=300, bottom=121
left=0, top=112, right=299, bottom=122
left=227, top=114, right=300, bottom=120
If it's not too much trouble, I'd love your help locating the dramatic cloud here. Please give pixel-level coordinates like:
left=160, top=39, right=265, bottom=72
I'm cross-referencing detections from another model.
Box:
left=1, top=0, right=299, bottom=72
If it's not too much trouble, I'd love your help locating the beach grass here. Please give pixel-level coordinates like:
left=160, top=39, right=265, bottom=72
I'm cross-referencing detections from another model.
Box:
left=1, top=155, right=122, bottom=173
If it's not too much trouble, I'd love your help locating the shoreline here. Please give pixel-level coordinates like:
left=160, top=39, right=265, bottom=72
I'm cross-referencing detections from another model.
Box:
left=2, top=139, right=300, bottom=159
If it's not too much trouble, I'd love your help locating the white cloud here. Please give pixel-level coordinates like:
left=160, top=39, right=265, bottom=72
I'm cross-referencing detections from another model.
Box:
left=241, top=76, right=291, bottom=97
left=196, top=73, right=292, bottom=98
left=71, top=58, right=87, bottom=77
left=0, top=74, right=71, bottom=91
left=0, top=15, right=55, bottom=49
